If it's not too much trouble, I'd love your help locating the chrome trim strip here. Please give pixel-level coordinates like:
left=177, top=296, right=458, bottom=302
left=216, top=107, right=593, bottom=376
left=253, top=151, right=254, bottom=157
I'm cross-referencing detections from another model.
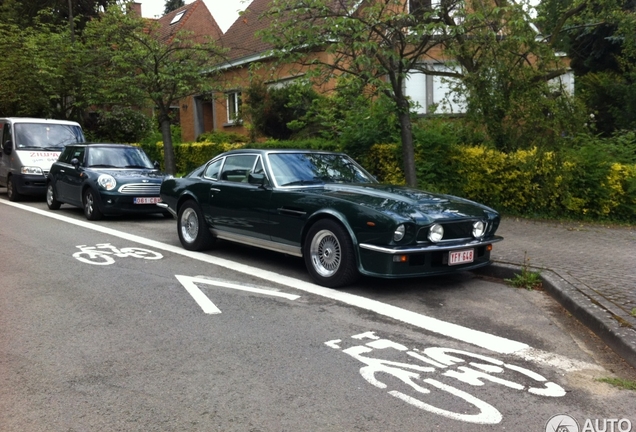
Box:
left=156, top=202, right=176, bottom=216
left=211, top=229, right=303, bottom=257
left=277, top=207, right=307, bottom=216
left=359, top=236, right=504, bottom=254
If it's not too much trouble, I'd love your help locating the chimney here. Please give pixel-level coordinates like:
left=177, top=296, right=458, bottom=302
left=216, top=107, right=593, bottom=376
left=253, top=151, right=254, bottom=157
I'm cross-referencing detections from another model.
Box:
left=128, top=2, right=142, bottom=17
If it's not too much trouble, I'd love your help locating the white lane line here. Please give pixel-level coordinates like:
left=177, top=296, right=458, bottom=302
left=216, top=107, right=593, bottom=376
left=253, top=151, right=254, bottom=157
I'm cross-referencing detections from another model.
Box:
left=176, top=275, right=222, bottom=314
left=1, top=200, right=599, bottom=371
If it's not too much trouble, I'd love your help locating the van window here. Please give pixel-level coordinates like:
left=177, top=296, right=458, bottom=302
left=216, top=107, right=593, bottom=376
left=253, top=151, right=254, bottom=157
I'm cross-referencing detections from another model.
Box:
left=14, top=123, right=84, bottom=150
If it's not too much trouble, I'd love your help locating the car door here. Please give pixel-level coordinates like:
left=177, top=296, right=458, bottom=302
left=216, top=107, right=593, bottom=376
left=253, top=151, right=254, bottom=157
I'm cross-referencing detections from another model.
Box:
left=55, top=146, right=85, bottom=205
left=208, top=154, right=272, bottom=241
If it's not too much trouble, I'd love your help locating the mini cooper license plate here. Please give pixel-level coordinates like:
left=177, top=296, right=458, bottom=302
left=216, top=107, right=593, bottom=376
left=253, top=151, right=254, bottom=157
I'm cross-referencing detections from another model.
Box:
left=134, top=197, right=161, bottom=204
left=449, top=249, right=474, bottom=265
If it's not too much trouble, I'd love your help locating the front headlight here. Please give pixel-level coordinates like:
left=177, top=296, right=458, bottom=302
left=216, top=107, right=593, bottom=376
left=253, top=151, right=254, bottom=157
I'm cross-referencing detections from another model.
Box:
left=472, top=221, right=486, bottom=238
left=97, top=174, right=116, bottom=190
left=428, top=224, right=444, bottom=242
left=393, top=224, right=406, bottom=242
left=21, top=166, right=43, bottom=175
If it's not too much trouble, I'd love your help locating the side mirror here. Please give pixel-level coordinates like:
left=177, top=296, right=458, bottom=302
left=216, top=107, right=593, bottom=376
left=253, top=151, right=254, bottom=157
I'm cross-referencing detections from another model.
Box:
left=153, top=160, right=160, bottom=169
left=3, top=140, right=13, bottom=155
left=71, top=158, right=80, bottom=168
left=247, top=172, right=267, bottom=187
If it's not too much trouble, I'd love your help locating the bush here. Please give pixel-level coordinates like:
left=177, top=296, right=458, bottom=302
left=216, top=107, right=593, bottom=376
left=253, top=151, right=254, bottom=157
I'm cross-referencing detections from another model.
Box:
left=85, top=107, right=152, bottom=143
left=196, top=131, right=249, bottom=144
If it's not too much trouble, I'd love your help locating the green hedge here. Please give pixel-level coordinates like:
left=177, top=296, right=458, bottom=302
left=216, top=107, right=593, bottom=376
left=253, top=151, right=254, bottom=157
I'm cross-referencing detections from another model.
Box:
left=141, top=140, right=636, bottom=223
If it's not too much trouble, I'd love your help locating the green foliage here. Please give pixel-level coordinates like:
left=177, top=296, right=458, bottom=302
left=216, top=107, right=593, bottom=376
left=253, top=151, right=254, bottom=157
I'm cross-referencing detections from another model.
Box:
left=138, top=125, right=182, bottom=163
left=597, top=377, right=636, bottom=391
left=505, top=253, right=543, bottom=291
left=196, top=131, right=249, bottom=144
left=244, top=79, right=320, bottom=140
left=84, top=107, right=152, bottom=143
left=164, top=0, right=185, bottom=15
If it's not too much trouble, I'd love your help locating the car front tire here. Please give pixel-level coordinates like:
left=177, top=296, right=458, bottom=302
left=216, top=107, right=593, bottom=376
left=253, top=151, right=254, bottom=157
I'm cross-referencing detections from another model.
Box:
left=304, top=219, right=360, bottom=288
left=6, top=175, right=21, bottom=202
left=83, top=188, right=103, bottom=221
left=46, top=182, right=61, bottom=210
left=177, top=200, right=215, bottom=251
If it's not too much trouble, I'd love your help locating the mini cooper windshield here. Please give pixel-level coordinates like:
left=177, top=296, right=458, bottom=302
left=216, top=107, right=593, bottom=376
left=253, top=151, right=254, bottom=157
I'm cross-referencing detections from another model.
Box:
left=268, top=152, right=377, bottom=187
left=87, top=146, right=155, bottom=169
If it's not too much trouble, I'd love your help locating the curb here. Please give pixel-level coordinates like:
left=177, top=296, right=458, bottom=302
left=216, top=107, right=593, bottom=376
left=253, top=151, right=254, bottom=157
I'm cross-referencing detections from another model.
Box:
left=473, top=262, right=636, bottom=370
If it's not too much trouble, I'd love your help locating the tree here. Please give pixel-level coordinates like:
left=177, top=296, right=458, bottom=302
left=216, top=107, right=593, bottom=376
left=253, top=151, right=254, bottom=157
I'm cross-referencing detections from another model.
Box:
left=0, top=12, right=90, bottom=119
left=261, top=0, right=586, bottom=185
left=0, top=0, right=113, bottom=30
left=164, top=0, right=185, bottom=15
left=83, top=3, right=226, bottom=174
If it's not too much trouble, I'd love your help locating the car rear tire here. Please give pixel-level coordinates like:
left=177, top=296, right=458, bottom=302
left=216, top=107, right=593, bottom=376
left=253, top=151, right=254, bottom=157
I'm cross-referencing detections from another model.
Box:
left=304, top=219, right=360, bottom=288
left=177, top=200, right=215, bottom=251
left=6, top=175, right=21, bottom=202
left=46, top=182, right=61, bottom=210
left=83, top=188, right=103, bottom=221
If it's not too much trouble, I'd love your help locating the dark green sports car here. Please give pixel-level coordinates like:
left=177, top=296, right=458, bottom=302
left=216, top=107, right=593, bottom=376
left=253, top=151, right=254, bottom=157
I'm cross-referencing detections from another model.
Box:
left=158, top=149, right=503, bottom=287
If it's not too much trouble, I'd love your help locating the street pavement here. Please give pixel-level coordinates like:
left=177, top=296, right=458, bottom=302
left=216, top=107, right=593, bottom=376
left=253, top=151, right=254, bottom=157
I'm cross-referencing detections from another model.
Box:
left=476, top=217, right=636, bottom=370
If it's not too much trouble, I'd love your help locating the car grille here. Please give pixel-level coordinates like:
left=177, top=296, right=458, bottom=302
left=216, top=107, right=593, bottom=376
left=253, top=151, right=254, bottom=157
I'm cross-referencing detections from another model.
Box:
left=416, top=220, right=481, bottom=243
left=118, top=183, right=161, bottom=195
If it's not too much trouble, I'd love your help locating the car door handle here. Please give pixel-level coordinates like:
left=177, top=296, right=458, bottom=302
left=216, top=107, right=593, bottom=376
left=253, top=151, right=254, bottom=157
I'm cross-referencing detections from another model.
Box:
left=210, top=188, right=221, bottom=193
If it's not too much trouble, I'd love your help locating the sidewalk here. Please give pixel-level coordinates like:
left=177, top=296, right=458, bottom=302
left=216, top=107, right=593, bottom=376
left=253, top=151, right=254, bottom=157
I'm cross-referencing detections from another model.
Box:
left=476, top=217, right=636, bottom=369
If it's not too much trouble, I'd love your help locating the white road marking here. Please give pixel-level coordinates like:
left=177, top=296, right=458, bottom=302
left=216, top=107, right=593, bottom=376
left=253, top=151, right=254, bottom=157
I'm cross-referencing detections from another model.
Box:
left=176, top=275, right=300, bottom=313
left=1, top=200, right=600, bottom=371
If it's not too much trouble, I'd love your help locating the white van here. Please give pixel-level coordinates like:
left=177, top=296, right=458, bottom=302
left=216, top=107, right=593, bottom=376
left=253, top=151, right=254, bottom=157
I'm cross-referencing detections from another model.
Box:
left=0, top=117, right=85, bottom=201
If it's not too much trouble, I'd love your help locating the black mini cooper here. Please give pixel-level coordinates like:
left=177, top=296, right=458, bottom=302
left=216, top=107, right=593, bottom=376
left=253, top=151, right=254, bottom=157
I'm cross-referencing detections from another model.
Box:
left=46, top=143, right=171, bottom=220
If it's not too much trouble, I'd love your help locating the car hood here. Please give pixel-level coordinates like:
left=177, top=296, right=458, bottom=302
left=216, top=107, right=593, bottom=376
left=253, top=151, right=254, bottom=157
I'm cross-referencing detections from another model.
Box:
left=93, top=169, right=167, bottom=180
left=312, top=184, right=497, bottom=222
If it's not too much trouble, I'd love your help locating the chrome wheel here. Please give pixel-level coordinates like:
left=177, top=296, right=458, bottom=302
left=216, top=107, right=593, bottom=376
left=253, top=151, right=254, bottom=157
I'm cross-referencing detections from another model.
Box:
left=180, top=207, right=199, bottom=244
left=309, top=229, right=342, bottom=277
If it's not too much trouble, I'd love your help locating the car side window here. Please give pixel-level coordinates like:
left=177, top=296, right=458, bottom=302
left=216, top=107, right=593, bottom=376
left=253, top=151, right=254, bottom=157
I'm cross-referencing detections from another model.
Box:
left=220, top=155, right=258, bottom=183
left=68, top=147, right=85, bottom=165
left=203, top=159, right=223, bottom=180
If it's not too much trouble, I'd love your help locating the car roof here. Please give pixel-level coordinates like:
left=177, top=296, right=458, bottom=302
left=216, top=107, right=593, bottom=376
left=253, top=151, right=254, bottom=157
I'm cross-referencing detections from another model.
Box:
left=221, top=148, right=344, bottom=156
left=69, top=143, right=138, bottom=148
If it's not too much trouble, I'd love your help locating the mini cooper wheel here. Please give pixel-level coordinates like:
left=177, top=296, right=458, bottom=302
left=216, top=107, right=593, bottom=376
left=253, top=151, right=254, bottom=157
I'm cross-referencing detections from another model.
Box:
left=46, top=183, right=61, bottom=210
left=177, top=200, right=215, bottom=251
left=304, top=219, right=359, bottom=288
left=83, top=188, right=103, bottom=221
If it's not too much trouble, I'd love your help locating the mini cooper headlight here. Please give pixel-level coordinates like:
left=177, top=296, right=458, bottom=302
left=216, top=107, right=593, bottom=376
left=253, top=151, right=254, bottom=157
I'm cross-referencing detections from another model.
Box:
left=97, top=174, right=116, bottom=190
left=393, top=224, right=406, bottom=242
left=472, top=221, right=486, bottom=238
left=428, top=224, right=444, bottom=242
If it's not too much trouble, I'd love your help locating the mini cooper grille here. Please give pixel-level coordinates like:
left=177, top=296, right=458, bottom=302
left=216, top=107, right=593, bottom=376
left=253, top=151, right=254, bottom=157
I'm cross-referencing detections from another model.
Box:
left=118, top=183, right=161, bottom=195
left=417, top=221, right=481, bottom=242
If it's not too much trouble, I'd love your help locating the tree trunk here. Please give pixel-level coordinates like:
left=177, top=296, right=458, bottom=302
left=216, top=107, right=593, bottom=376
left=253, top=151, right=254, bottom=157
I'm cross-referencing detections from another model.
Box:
left=160, top=118, right=177, bottom=175
left=397, top=108, right=417, bottom=187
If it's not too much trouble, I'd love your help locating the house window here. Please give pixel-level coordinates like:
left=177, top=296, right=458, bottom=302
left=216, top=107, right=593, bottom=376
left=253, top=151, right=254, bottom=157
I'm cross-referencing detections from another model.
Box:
left=170, top=11, right=185, bottom=25
left=404, top=63, right=467, bottom=115
left=226, top=91, right=242, bottom=124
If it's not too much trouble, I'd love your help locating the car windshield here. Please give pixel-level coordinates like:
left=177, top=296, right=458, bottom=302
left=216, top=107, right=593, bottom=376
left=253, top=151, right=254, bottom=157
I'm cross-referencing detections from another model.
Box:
left=14, top=123, right=85, bottom=150
left=87, top=147, right=154, bottom=169
left=268, top=153, right=376, bottom=187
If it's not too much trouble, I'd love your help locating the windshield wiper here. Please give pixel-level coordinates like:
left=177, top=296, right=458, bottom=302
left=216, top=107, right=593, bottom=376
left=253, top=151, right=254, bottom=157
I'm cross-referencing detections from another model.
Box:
left=280, top=179, right=325, bottom=186
left=88, top=164, right=117, bottom=168
left=125, top=165, right=151, bottom=169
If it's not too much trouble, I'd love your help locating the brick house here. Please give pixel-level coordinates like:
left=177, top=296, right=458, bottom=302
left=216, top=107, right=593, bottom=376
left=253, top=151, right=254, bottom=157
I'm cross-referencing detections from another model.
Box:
left=176, top=0, right=575, bottom=142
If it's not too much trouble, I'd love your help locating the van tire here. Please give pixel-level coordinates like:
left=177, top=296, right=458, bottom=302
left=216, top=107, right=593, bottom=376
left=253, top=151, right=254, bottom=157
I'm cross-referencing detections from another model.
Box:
left=6, top=175, right=21, bottom=202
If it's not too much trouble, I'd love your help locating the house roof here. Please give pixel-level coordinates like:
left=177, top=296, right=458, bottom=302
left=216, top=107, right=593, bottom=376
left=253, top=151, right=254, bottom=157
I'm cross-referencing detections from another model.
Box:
left=155, top=0, right=223, bottom=44
left=219, top=0, right=274, bottom=64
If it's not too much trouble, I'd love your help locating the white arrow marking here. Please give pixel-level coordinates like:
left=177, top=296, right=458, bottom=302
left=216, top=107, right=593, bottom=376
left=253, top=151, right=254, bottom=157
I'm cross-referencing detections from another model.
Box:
left=175, top=275, right=300, bottom=314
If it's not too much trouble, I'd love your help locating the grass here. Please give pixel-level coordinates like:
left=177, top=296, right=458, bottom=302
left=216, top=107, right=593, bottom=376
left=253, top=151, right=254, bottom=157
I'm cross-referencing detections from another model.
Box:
left=597, top=377, right=636, bottom=391
left=505, top=252, right=542, bottom=290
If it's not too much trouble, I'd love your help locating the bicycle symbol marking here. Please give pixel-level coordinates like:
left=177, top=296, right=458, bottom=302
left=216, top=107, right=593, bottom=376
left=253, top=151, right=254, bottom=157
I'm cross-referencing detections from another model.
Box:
left=325, top=331, right=566, bottom=425
left=72, top=243, right=163, bottom=265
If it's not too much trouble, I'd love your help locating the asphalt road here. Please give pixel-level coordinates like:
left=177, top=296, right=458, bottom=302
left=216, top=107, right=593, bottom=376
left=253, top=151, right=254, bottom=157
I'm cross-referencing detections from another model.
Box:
left=1, top=195, right=635, bottom=432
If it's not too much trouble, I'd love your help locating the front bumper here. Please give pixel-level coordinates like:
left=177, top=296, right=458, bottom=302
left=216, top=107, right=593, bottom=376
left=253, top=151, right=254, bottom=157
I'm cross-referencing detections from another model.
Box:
left=97, top=193, right=166, bottom=215
left=13, top=173, right=47, bottom=196
left=357, top=236, right=503, bottom=278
